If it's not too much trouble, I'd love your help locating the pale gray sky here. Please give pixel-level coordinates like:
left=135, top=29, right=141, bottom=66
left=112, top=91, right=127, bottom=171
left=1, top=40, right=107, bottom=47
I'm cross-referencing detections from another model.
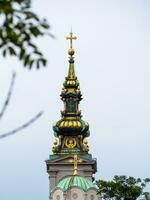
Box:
left=0, top=0, right=150, bottom=199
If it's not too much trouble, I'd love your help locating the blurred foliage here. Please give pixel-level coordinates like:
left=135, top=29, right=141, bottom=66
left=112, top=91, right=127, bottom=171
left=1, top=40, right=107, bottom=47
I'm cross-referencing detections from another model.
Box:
left=96, top=175, right=150, bottom=200
left=0, top=0, right=53, bottom=69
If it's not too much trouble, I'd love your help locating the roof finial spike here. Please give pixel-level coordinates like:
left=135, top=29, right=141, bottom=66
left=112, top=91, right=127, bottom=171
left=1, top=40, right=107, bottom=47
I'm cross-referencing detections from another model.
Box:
left=66, top=31, right=77, bottom=56
left=70, top=26, right=72, bottom=34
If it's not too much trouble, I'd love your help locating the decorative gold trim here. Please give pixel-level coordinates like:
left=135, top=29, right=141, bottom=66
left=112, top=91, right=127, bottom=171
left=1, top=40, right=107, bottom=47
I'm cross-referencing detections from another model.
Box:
left=65, top=137, right=77, bottom=149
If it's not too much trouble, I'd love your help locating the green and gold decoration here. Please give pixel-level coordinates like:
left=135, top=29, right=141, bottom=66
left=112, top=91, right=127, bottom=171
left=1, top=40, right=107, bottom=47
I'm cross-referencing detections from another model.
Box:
left=52, top=32, right=90, bottom=154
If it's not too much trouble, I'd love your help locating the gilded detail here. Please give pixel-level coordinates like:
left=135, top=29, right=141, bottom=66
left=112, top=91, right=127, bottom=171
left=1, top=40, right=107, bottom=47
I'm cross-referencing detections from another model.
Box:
left=68, top=154, right=83, bottom=176
left=66, top=32, right=77, bottom=57
left=65, top=137, right=77, bottom=149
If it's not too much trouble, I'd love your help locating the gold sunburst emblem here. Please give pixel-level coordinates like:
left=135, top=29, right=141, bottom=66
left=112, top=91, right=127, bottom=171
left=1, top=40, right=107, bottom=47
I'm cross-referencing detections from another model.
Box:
left=65, top=137, right=77, bottom=149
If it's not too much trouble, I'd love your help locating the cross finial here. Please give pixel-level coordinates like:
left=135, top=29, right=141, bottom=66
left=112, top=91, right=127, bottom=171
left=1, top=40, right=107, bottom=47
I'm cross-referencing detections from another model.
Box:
left=69, top=154, right=82, bottom=176
left=66, top=32, right=77, bottom=49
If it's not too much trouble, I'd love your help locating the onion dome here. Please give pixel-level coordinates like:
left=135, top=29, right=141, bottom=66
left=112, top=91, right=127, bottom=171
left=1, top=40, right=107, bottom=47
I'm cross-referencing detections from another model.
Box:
left=53, top=119, right=89, bottom=137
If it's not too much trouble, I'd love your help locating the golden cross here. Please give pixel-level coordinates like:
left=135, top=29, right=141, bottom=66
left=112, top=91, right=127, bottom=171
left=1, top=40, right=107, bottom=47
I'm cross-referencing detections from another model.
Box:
left=69, top=154, right=83, bottom=176
left=66, top=32, right=77, bottom=49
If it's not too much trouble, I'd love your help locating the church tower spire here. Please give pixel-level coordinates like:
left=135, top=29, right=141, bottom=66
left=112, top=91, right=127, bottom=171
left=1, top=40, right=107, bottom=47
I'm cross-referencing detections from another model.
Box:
left=52, top=32, right=90, bottom=154
left=46, top=33, right=97, bottom=196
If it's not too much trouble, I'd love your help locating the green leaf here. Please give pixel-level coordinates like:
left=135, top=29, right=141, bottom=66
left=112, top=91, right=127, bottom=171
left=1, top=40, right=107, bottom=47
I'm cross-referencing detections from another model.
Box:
left=36, top=60, right=40, bottom=69
left=41, top=21, right=50, bottom=29
left=19, top=48, right=25, bottom=60
left=144, top=178, right=150, bottom=183
left=24, top=11, right=39, bottom=21
left=28, top=42, right=37, bottom=49
left=8, top=46, right=16, bottom=55
left=39, top=58, right=47, bottom=66
left=15, top=22, right=26, bottom=30
left=29, top=26, right=42, bottom=37
left=3, top=49, right=7, bottom=57
left=24, top=54, right=30, bottom=66
left=29, top=59, right=34, bottom=69
left=34, top=50, right=43, bottom=56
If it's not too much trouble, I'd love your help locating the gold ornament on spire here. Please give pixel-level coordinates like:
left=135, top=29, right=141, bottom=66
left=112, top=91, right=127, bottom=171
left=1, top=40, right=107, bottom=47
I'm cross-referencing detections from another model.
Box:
left=68, top=154, right=83, bottom=176
left=66, top=32, right=77, bottom=56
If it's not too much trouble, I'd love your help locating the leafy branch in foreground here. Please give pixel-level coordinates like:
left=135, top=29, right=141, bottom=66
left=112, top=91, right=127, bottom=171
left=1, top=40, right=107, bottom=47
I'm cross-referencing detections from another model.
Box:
left=96, top=175, right=150, bottom=200
left=0, top=0, right=54, bottom=69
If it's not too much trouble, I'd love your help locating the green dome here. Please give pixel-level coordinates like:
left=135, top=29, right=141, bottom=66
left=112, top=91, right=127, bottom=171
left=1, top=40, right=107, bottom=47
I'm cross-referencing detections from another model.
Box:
left=55, top=175, right=97, bottom=192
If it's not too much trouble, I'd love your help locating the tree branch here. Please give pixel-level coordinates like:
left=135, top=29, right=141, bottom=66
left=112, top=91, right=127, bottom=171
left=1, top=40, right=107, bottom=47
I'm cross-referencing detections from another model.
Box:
left=0, top=71, right=16, bottom=119
left=0, top=111, right=43, bottom=139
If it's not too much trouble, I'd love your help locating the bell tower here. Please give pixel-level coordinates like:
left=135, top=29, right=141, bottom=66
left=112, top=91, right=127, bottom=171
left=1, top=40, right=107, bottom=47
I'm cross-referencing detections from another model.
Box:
left=46, top=32, right=97, bottom=197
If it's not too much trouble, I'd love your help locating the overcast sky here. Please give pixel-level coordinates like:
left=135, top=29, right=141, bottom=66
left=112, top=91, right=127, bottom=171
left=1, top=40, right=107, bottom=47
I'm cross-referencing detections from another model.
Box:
left=0, top=0, right=150, bottom=200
